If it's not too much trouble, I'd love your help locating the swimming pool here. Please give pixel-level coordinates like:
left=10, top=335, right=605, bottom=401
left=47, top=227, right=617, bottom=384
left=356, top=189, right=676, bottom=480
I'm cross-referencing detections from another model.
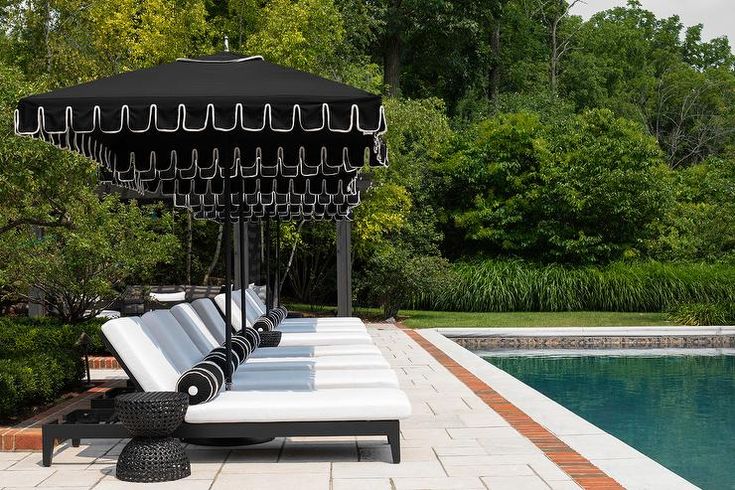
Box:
left=484, top=351, right=735, bottom=490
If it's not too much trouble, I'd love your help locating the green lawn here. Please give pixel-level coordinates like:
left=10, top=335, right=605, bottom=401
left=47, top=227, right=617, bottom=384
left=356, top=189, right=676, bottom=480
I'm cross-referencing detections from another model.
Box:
left=287, top=303, right=675, bottom=329
left=397, top=310, right=674, bottom=329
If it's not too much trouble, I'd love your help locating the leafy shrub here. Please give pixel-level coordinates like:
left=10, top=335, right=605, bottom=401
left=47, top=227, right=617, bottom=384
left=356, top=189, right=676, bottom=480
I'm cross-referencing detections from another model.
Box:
left=668, top=302, right=735, bottom=326
left=436, top=109, right=671, bottom=264
left=410, top=260, right=735, bottom=312
left=0, top=317, right=107, bottom=356
left=0, top=317, right=106, bottom=418
left=357, top=249, right=451, bottom=318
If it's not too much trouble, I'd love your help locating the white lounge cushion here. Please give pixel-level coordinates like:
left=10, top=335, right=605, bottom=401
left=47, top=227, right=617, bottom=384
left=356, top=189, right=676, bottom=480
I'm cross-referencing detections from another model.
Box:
left=142, top=309, right=388, bottom=372
left=171, top=303, right=220, bottom=355
left=191, top=298, right=228, bottom=344
left=185, top=388, right=411, bottom=423
left=227, top=291, right=366, bottom=331
left=232, top=369, right=399, bottom=390
left=101, top=317, right=181, bottom=392
left=195, top=297, right=374, bottom=346
left=150, top=291, right=187, bottom=302
left=250, top=345, right=381, bottom=359
left=276, top=332, right=374, bottom=346
left=240, top=354, right=390, bottom=371
left=241, top=289, right=365, bottom=327
left=172, top=304, right=380, bottom=358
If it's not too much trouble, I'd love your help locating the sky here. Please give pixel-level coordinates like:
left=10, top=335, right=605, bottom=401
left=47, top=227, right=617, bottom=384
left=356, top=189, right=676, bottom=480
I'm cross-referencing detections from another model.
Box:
left=571, top=0, right=735, bottom=43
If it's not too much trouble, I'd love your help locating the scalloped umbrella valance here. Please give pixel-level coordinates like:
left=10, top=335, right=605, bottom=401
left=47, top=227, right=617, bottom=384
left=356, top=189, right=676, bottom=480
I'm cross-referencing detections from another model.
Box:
left=15, top=52, right=387, bottom=186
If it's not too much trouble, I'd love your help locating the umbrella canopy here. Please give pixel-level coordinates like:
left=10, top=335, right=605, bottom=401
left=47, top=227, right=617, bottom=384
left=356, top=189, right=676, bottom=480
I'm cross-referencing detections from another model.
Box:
left=15, top=52, right=387, bottom=208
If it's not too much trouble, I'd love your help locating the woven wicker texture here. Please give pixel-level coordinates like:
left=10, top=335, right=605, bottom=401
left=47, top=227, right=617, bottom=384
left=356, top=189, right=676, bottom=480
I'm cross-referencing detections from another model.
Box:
left=115, top=392, right=188, bottom=437
left=260, top=330, right=282, bottom=347
left=116, top=437, right=191, bottom=482
left=115, top=392, right=190, bottom=482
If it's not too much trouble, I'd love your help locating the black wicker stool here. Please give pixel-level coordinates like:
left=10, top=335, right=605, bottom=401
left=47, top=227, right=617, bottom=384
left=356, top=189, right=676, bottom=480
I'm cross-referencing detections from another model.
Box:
left=114, top=392, right=190, bottom=482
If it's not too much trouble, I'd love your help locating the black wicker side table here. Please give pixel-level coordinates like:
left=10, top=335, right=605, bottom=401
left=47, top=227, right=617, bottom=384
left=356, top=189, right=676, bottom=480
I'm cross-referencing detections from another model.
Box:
left=114, top=392, right=190, bottom=482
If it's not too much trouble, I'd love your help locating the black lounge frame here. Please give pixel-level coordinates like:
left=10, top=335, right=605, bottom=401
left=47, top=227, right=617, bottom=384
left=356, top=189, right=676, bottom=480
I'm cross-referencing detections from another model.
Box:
left=41, top=333, right=401, bottom=466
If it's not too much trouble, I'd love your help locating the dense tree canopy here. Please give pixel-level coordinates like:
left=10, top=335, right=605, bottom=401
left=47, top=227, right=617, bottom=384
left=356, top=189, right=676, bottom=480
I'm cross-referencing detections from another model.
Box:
left=1, top=0, right=734, bottom=315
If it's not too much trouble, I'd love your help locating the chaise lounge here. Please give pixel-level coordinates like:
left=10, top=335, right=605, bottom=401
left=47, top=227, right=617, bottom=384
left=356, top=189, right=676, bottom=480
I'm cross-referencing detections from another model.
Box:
left=42, top=307, right=411, bottom=466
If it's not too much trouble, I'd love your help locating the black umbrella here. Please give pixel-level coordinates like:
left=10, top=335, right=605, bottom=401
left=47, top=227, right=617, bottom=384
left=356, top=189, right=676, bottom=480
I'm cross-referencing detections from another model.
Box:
left=15, top=52, right=388, bottom=389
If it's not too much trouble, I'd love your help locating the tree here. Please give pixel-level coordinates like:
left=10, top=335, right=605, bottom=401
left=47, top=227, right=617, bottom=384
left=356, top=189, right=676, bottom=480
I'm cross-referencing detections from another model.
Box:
left=2, top=197, right=178, bottom=322
left=0, top=63, right=94, bottom=238
left=646, top=157, right=735, bottom=261
left=2, top=0, right=209, bottom=85
left=439, top=109, right=671, bottom=264
left=245, top=0, right=345, bottom=76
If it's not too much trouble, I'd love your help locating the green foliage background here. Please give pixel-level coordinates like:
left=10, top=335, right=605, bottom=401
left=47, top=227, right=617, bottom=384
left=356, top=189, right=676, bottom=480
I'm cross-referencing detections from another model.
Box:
left=1, top=0, right=734, bottom=317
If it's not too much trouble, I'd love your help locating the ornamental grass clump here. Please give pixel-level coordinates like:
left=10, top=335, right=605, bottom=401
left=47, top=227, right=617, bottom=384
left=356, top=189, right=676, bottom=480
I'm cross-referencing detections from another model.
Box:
left=668, top=302, right=735, bottom=326
left=411, top=260, right=735, bottom=313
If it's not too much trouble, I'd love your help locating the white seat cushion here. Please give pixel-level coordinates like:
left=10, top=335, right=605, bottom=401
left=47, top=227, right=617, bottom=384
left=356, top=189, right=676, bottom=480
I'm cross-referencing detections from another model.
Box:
left=220, top=292, right=366, bottom=332
left=185, top=388, right=411, bottom=423
left=174, top=303, right=380, bottom=357
left=191, top=298, right=227, bottom=344
left=171, top=303, right=219, bottom=355
left=200, top=296, right=373, bottom=346
left=241, top=354, right=390, bottom=371
left=101, top=317, right=181, bottom=392
left=250, top=344, right=381, bottom=358
left=232, top=369, right=398, bottom=390
left=277, top=331, right=374, bottom=346
left=241, top=289, right=365, bottom=327
left=150, top=291, right=186, bottom=302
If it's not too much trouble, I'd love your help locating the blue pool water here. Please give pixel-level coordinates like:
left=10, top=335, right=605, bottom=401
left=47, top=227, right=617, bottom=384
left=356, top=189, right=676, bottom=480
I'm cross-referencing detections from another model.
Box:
left=484, top=353, right=735, bottom=489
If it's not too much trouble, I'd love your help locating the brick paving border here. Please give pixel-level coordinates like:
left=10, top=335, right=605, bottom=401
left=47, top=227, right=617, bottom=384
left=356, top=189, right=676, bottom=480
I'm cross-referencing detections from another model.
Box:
left=88, top=356, right=120, bottom=369
left=403, top=328, right=625, bottom=490
left=0, top=380, right=123, bottom=451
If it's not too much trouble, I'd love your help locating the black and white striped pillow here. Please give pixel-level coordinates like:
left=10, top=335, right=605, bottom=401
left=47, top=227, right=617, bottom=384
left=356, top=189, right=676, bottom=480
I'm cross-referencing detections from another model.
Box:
left=205, top=346, right=240, bottom=372
left=239, top=327, right=261, bottom=348
left=271, top=306, right=288, bottom=323
left=177, top=360, right=224, bottom=405
left=253, top=314, right=276, bottom=332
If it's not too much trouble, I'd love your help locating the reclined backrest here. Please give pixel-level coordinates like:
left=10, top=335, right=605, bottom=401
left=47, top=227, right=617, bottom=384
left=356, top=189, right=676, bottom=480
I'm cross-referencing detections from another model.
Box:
left=140, top=310, right=203, bottom=373
left=171, top=303, right=219, bottom=355
left=191, top=298, right=226, bottom=344
left=213, top=293, right=248, bottom=330
left=245, top=288, right=268, bottom=315
left=233, top=289, right=265, bottom=326
left=101, top=317, right=180, bottom=391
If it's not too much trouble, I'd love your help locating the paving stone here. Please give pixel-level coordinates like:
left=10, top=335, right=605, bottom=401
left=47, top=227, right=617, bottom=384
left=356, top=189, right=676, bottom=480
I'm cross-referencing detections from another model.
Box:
left=0, top=469, right=56, bottom=487
left=211, top=472, right=329, bottom=490
left=94, top=479, right=213, bottom=490
left=391, top=476, right=487, bottom=489
left=331, top=461, right=446, bottom=479
left=38, top=470, right=105, bottom=487
left=481, top=475, right=552, bottom=489
left=332, top=478, right=392, bottom=490
left=219, top=461, right=330, bottom=475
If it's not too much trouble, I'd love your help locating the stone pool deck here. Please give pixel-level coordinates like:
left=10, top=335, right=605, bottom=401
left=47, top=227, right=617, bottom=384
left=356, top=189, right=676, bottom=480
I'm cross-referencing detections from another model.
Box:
left=0, top=324, right=696, bottom=489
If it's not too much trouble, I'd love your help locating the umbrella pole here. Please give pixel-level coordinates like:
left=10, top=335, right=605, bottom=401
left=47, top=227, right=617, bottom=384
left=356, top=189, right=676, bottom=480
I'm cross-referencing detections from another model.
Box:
left=239, top=200, right=247, bottom=332
left=223, top=161, right=233, bottom=390
left=265, top=217, right=272, bottom=312
left=275, top=217, right=281, bottom=307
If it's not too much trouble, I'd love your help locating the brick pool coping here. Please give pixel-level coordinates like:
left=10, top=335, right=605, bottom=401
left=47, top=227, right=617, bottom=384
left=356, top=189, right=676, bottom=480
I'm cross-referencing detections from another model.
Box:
left=403, top=328, right=625, bottom=489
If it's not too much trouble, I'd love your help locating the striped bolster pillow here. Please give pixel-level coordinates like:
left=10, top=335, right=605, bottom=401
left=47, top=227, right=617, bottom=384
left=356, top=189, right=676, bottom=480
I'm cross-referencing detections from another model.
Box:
left=177, top=360, right=223, bottom=405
